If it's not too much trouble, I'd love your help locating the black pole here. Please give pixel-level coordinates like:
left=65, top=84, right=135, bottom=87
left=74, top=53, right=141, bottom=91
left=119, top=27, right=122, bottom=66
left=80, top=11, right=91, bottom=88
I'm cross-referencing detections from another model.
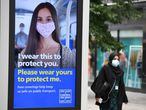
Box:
left=117, top=29, right=120, bottom=52
left=117, top=29, right=120, bottom=42
left=93, top=45, right=97, bottom=80
left=142, top=30, right=146, bottom=91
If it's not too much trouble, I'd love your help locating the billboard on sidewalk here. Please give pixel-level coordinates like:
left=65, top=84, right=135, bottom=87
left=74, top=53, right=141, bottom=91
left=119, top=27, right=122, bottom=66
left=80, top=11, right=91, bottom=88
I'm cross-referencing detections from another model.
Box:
left=8, top=0, right=83, bottom=110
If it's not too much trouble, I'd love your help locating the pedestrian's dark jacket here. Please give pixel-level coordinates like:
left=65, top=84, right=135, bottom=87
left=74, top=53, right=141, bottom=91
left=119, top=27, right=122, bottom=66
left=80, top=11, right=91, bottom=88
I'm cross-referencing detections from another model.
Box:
left=92, top=63, right=128, bottom=110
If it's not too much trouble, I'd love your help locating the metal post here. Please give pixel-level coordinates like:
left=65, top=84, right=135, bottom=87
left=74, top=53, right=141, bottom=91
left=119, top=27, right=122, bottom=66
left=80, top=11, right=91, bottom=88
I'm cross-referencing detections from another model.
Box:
left=142, top=22, right=146, bottom=91
left=117, top=29, right=120, bottom=42
left=93, top=45, right=97, bottom=79
left=117, top=29, right=120, bottom=52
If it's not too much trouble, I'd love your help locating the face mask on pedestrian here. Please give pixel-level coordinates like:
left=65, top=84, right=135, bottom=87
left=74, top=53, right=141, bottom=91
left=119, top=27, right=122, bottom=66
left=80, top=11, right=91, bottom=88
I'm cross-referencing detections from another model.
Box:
left=112, top=59, right=120, bottom=67
left=36, top=21, right=55, bottom=38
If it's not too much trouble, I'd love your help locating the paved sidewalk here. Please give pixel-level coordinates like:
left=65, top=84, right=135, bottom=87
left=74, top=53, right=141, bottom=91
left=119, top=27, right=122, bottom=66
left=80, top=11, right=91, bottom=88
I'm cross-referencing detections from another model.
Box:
left=88, top=87, right=146, bottom=110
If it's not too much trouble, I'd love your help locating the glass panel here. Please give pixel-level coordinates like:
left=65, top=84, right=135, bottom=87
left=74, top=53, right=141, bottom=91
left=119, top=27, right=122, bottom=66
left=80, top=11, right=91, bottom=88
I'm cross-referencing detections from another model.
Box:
left=125, top=46, right=143, bottom=89
left=120, top=38, right=143, bottom=89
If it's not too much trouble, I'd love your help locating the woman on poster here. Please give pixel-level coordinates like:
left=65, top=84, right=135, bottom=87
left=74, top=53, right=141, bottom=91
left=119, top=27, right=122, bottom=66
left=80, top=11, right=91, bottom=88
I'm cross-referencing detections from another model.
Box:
left=20, top=2, right=75, bottom=68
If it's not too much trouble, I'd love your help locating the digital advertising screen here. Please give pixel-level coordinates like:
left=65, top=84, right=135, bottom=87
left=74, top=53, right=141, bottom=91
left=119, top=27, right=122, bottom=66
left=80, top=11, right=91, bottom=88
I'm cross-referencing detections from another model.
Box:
left=9, top=0, right=83, bottom=110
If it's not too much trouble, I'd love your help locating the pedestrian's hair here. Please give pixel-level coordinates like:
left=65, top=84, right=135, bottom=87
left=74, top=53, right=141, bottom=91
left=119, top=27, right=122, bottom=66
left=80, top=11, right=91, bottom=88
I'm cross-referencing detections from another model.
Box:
left=24, top=2, right=60, bottom=55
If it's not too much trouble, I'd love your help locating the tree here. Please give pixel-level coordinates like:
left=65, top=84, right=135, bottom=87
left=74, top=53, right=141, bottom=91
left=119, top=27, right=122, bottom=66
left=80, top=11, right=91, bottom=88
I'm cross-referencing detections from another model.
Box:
left=89, top=0, right=142, bottom=78
left=90, top=0, right=142, bottom=51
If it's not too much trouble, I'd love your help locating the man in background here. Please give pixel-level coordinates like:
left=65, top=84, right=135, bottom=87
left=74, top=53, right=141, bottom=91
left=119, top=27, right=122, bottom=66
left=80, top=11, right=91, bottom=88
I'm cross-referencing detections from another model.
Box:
left=15, top=23, right=28, bottom=63
left=15, top=23, right=28, bottom=50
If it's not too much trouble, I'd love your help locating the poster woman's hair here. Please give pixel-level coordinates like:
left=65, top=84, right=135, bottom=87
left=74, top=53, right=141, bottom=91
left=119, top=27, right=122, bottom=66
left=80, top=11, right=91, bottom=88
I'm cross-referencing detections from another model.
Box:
left=25, top=2, right=60, bottom=55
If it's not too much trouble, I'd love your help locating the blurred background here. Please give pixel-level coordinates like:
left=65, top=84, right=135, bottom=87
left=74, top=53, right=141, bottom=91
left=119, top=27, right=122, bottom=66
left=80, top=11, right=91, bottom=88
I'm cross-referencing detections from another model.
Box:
left=88, top=0, right=146, bottom=110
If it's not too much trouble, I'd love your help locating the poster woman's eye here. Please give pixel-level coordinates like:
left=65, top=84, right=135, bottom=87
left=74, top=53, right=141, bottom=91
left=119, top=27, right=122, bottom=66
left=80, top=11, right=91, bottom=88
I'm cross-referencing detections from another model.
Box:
left=47, top=18, right=52, bottom=22
left=37, top=17, right=42, bottom=22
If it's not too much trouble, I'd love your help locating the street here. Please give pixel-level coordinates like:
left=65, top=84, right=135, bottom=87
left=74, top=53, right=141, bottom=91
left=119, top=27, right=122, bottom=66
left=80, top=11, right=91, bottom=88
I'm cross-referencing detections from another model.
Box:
left=88, top=87, right=146, bottom=110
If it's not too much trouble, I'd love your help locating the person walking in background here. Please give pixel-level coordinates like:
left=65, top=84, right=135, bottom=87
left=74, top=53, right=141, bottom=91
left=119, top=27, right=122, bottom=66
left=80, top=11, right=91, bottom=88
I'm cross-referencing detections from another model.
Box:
left=15, top=23, right=28, bottom=63
left=91, top=52, right=128, bottom=110
left=15, top=23, right=28, bottom=50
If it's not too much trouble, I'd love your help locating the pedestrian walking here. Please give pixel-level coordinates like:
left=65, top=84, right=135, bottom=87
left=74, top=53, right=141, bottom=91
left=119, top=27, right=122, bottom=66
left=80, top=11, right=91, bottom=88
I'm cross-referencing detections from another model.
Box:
left=91, top=52, right=128, bottom=110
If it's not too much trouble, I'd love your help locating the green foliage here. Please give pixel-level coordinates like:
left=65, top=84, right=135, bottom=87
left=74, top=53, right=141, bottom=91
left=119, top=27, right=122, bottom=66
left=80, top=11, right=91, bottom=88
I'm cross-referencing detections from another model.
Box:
left=90, top=0, right=142, bottom=51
